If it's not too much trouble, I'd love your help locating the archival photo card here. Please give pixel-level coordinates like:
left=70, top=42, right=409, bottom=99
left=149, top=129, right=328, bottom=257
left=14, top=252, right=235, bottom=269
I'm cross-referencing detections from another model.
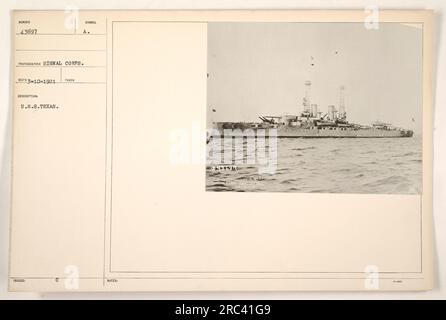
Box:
left=206, top=22, right=423, bottom=194
left=9, top=10, right=433, bottom=292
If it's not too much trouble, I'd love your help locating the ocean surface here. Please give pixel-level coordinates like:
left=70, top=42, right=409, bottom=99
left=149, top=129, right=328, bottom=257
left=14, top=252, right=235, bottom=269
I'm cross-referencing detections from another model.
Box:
left=206, top=137, right=422, bottom=194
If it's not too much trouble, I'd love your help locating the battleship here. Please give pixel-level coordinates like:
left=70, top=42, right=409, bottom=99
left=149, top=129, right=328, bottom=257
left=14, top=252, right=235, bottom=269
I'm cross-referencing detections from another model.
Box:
left=210, top=81, right=414, bottom=138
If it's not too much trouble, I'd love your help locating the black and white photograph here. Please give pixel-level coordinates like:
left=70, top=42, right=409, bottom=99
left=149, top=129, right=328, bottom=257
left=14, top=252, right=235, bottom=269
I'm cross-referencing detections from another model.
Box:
left=206, top=22, right=423, bottom=194
left=2, top=6, right=440, bottom=298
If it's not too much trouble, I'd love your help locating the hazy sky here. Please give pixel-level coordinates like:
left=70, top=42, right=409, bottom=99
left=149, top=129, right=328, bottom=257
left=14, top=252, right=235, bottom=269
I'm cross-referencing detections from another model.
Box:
left=207, top=22, right=422, bottom=132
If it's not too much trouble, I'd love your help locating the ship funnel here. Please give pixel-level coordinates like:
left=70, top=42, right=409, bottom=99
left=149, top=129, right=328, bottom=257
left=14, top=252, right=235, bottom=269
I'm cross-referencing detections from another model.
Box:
left=311, top=104, right=318, bottom=118
left=328, top=105, right=337, bottom=120
left=339, top=85, right=346, bottom=120
left=303, top=81, right=312, bottom=113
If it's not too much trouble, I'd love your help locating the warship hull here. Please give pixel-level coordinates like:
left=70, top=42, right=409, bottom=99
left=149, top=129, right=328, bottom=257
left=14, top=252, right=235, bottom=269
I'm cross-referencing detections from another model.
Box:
left=274, top=126, right=413, bottom=138
left=213, top=123, right=413, bottom=138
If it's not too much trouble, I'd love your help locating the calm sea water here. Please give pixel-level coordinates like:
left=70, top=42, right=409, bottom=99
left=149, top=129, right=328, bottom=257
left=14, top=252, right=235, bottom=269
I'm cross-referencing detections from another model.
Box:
left=206, top=137, right=422, bottom=194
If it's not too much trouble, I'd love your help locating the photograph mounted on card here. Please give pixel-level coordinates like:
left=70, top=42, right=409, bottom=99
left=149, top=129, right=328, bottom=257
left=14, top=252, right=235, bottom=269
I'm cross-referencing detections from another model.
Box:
left=9, top=9, right=433, bottom=292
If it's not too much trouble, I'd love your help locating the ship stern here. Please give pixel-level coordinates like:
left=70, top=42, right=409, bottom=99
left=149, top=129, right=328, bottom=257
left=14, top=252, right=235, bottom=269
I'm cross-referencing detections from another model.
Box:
left=401, top=129, right=414, bottom=137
